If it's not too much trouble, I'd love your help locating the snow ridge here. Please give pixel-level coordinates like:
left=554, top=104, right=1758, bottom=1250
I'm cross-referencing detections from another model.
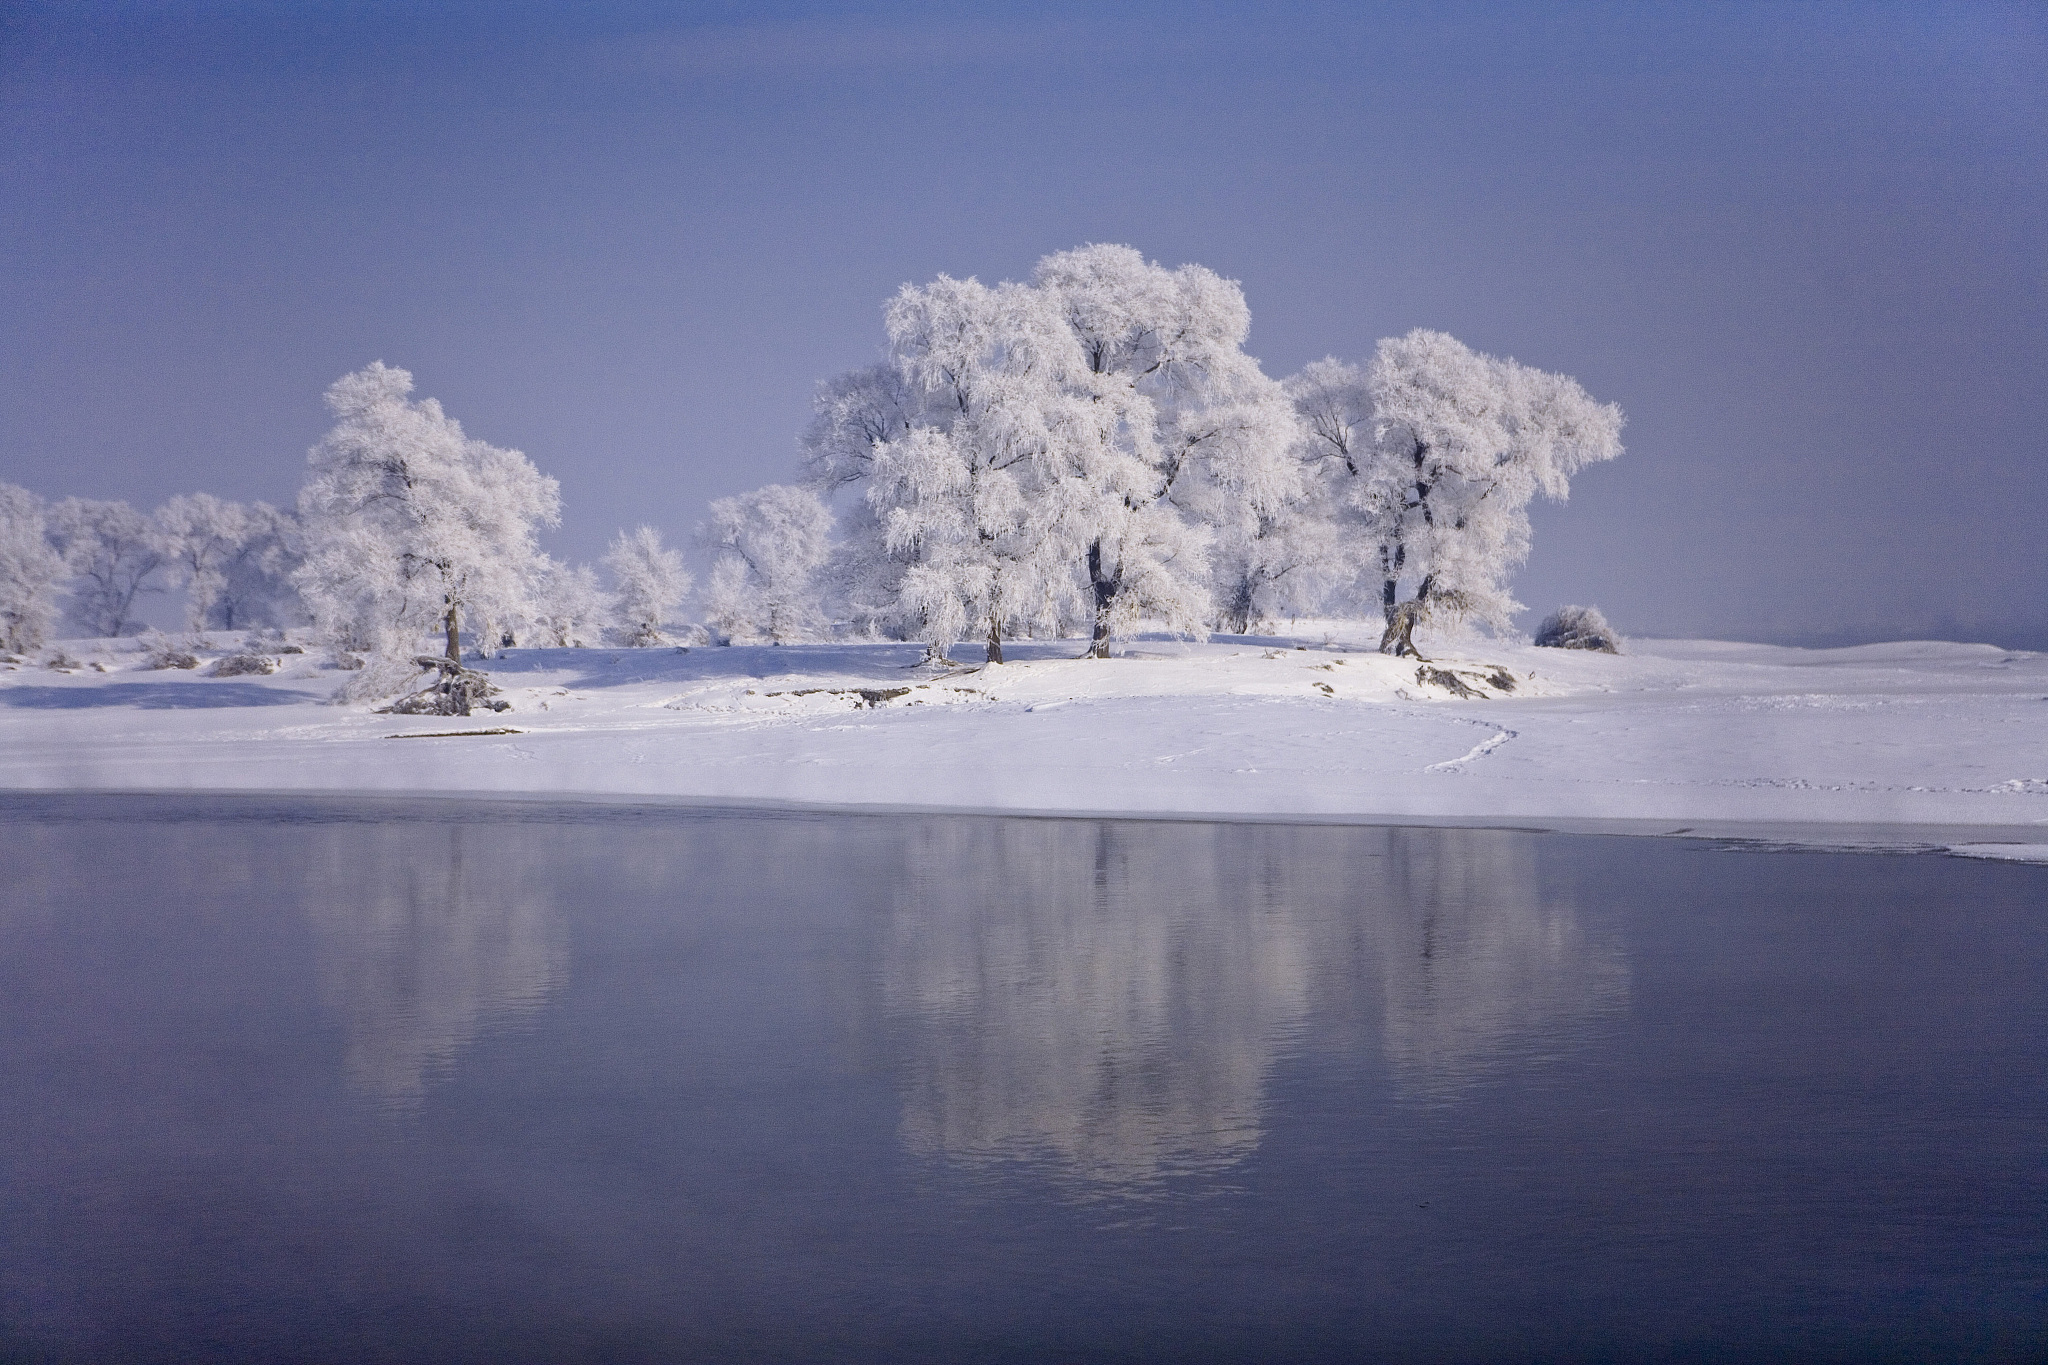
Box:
left=1425, top=729, right=1517, bottom=773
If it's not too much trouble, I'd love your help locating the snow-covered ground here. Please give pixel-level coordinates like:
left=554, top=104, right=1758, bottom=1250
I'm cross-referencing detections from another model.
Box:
left=4, top=625, right=2045, bottom=859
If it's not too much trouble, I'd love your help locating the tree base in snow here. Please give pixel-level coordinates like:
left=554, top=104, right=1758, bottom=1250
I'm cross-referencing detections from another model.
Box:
left=376, top=657, right=511, bottom=717
left=1379, top=602, right=1426, bottom=658
left=1415, top=665, right=1518, bottom=699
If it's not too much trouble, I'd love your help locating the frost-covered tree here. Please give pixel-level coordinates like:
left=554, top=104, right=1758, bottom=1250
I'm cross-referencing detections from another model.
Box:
left=804, top=252, right=1619, bottom=657
left=801, top=363, right=921, bottom=640
left=1190, top=364, right=1364, bottom=635
left=803, top=309, right=1079, bottom=663
left=157, top=493, right=252, bottom=631
left=700, top=485, right=832, bottom=644
left=1289, top=357, right=1373, bottom=484
left=294, top=362, right=560, bottom=678
left=809, top=245, right=1301, bottom=660
left=156, top=494, right=301, bottom=632
left=602, top=527, right=689, bottom=646
left=1209, top=477, right=1345, bottom=635
left=1289, top=342, right=1627, bottom=653
left=1032, top=245, right=1298, bottom=657
left=214, top=502, right=303, bottom=631
left=525, top=556, right=611, bottom=648
left=887, top=276, right=1084, bottom=662
left=1207, top=356, right=1392, bottom=634
left=850, top=276, right=1083, bottom=661
left=1359, top=331, right=1623, bottom=655
left=46, top=497, right=165, bottom=637
left=0, top=482, right=68, bottom=654
left=803, top=361, right=919, bottom=495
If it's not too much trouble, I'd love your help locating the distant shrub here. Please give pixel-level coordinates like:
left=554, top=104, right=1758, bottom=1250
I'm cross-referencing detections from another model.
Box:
left=1534, top=605, right=1622, bottom=653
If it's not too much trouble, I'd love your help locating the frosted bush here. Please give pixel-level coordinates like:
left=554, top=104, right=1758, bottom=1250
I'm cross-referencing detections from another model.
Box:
left=1534, top=604, right=1622, bottom=653
left=211, top=653, right=277, bottom=677
left=138, top=629, right=200, bottom=670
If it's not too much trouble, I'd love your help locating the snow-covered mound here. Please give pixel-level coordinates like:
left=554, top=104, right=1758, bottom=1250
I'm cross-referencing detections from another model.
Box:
left=3, top=625, right=2045, bottom=851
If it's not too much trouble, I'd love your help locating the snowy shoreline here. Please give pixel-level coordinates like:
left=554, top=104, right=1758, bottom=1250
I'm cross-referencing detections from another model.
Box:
left=5, top=624, right=2046, bottom=861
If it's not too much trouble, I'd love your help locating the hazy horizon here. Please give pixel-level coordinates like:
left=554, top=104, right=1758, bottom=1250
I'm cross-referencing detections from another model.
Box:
left=4, top=1, right=2042, bottom=648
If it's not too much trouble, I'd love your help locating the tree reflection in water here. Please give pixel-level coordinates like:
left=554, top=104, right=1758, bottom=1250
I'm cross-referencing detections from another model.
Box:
left=886, top=820, right=1315, bottom=1190
left=304, top=821, right=566, bottom=1106
left=1369, top=828, right=1631, bottom=1102
left=885, top=822, right=1629, bottom=1192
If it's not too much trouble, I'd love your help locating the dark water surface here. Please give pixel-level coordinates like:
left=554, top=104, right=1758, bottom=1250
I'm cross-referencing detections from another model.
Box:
left=3, top=795, right=2044, bottom=1363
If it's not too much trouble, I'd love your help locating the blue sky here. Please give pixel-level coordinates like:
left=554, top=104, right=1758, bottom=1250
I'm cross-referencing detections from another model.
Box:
left=3, top=1, right=2042, bottom=644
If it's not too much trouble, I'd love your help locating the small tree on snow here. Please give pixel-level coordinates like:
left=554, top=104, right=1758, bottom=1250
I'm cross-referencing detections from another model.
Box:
left=293, top=362, right=559, bottom=684
left=700, top=485, right=832, bottom=644
left=0, top=482, right=68, bottom=654
left=603, top=527, right=689, bottom=646
left=46, top=497, right=166, bottom=638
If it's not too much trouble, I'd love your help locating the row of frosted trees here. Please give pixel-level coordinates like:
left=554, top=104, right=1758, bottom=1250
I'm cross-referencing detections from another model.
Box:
left=805, top=244, right=1623, bottom=664
left=1, top=243, right=1625, bottom=685
left=0, top=488, right=300, bottom=652
left=0, top=365, right=798, bottom=667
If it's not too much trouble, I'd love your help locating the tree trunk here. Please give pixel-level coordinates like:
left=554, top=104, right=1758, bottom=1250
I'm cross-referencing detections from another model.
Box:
left=444, top=602, right=461, bottom=663
left=1378, top=574, right=1434, bottom=658
left=1378, top=606, right=1416, bottom=657
left=985, top=612, right=1004, bottom=665
left=1379, top=540, right=1405, bottom=626
left=1086, top=541, right=1116, bottom=659
left=1225, top=580, right=1254, bottom=636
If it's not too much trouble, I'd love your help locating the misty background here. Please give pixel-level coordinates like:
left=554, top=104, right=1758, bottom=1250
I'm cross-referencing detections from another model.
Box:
left=3, top=1, right=2041, bottom=646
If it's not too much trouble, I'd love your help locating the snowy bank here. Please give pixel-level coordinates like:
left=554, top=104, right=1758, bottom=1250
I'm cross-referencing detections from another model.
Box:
left=3, top=626, right=2046, bottom=857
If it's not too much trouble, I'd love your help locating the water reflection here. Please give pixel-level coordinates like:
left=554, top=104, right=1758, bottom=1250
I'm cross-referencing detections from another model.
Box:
left=304, top=822, right=567, bottom=1105
left=886, top=823, right=1630, bottom=1189
left=1367, top=829, right=1632, bottom=1101
left=885, top=820, right=1315, bottom=1190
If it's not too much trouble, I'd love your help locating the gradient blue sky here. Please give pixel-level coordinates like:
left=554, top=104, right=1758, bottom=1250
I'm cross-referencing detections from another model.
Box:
left=4, top=1, right=2042, bottom=644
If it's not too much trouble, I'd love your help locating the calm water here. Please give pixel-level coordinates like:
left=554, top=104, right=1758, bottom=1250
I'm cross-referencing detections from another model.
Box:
left=3, top=795, right=2044, bottom=1363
